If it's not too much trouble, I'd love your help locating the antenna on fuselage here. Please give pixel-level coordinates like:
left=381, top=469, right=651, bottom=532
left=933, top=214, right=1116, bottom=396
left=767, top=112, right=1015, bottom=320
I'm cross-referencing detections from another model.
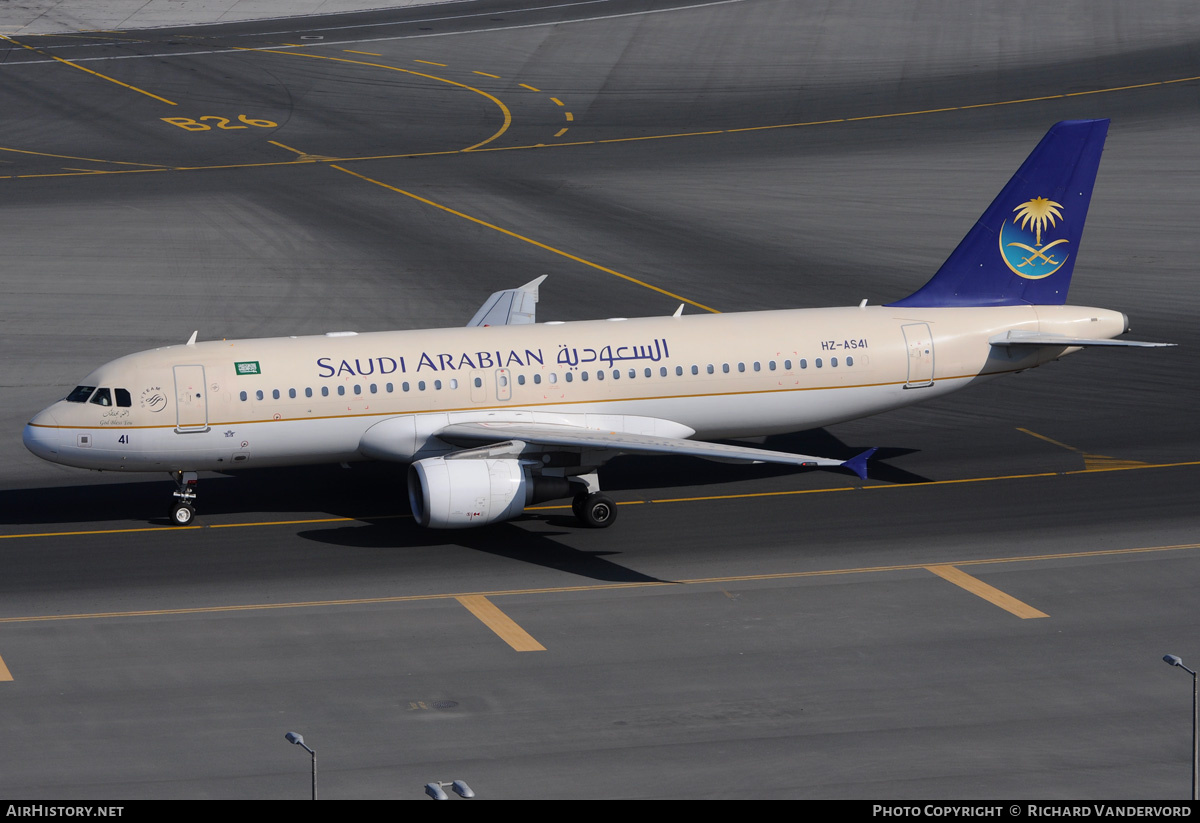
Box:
left=186, top=330, right=198, bottom=346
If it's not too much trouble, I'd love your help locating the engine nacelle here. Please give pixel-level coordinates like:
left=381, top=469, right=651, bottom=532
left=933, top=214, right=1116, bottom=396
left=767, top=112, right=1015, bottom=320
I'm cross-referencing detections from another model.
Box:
left=408, top=457, right=571, bottom=528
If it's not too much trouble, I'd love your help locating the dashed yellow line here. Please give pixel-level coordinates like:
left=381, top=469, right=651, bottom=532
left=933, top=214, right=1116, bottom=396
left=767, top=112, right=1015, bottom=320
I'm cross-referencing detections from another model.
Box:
left=456, top=595, right=545, bottom=651
left=473, top=70, right=501, bottom=79
left=413, top=59, right=447, bottom=66
left=329, top=163, right=720, bottom=312
left=0, top=33, right=177, bottom=106
left=554, top=128, right=569, bottom=138
left=925, top=565, right=1048, bottom=619
left=233, top=47, right=511, bottom=152
left=550, top=97, right=564, bottom=106
left=344, top=50, right=382, bottom=56
left=519, top=83, right=541, bottom=92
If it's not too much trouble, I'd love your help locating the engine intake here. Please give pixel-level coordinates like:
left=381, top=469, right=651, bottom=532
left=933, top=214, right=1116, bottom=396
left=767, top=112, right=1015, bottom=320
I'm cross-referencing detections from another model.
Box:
left=408, top=457, right=571, bottom=528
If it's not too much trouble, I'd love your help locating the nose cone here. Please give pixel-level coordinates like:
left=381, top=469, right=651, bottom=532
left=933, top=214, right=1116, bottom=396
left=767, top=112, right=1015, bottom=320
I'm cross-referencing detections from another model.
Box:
left=23, top=407, right=61, bottom=462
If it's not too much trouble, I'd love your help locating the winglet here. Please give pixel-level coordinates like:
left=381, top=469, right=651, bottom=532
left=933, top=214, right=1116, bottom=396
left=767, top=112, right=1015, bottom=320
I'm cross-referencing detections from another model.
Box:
left=840, top=447, right=877, bottom=480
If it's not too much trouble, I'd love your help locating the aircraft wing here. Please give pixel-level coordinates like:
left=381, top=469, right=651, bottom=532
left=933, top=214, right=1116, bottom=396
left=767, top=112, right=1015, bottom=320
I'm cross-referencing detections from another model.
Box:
left=435, top=421, right=875, bottom=479
left=466, top=275, right=547, bottom=327
left=989, top=330, right=1175, bottom=348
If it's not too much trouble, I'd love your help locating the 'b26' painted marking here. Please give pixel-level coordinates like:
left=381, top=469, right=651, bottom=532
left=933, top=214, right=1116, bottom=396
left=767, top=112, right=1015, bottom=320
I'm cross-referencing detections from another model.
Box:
left=162, top=115, right=278, bottom=132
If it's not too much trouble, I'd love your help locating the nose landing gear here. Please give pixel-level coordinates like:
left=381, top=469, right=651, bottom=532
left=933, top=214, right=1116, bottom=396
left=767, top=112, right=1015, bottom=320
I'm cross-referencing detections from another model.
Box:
left=170, top=470, right=198, bottom=526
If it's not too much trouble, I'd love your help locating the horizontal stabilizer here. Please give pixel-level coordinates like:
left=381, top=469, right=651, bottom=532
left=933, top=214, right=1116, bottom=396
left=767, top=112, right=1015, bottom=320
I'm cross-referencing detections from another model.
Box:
left=989, top=330, right=1175, bottom=348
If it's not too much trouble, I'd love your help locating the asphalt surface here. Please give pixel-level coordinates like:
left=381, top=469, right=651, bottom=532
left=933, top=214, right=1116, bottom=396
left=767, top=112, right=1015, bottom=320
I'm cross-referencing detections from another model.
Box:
left=1, top=0, right=1199, bottom=800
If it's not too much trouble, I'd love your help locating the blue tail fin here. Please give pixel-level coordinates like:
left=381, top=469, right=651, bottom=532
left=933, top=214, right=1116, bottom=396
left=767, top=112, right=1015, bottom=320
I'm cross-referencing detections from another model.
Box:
left=887, top=119, right=1109, bottom=308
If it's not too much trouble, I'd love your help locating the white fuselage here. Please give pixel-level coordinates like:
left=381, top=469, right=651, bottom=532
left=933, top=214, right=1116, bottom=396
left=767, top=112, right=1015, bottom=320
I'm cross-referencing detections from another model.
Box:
left=23, top=303, right=1125, bottom=473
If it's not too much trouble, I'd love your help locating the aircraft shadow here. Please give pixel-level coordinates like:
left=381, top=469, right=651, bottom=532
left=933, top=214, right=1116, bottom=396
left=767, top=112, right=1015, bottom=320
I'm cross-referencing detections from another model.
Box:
left=299, top=518, right=668, bottom=584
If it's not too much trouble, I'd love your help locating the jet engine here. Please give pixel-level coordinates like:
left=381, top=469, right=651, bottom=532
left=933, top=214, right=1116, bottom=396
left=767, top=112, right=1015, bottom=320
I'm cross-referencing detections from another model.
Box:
left=408, top=456, right=571, bottom=528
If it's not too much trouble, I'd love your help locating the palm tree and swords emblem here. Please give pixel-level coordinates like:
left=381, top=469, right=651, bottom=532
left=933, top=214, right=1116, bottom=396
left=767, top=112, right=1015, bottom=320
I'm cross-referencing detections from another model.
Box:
left=999, top=196, right=1069, bottom=279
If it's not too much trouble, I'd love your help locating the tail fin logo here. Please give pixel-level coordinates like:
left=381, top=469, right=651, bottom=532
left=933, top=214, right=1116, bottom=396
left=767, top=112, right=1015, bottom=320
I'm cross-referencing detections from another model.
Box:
left=1000, top=196, right=1069, bottom=279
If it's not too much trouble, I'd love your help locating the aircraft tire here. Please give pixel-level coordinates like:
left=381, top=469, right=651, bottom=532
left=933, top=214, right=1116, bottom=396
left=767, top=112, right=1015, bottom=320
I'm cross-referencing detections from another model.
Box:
left=577, top=493, right=617, bottom=529
left=170, top=503, right=195, bottom=526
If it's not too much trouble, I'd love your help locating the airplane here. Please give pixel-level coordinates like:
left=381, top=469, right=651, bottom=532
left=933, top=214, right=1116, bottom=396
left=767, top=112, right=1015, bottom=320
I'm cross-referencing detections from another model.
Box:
left=22, top=119, right=1172, bottom=530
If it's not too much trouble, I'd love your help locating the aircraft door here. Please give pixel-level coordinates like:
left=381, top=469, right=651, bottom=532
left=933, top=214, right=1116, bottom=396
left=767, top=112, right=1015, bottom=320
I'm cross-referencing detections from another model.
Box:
left=901, top=323, right=934, bottom=388
left=495, top=368, right=512, bottom=401
left=174, top=365, right=209, bottom=431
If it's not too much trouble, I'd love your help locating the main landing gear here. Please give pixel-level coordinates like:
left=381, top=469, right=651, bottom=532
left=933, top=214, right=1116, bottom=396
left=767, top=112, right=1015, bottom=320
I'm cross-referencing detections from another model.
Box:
left=170, top=470, right=198, bottom=526
left=568, top=473, right=617, bottom=529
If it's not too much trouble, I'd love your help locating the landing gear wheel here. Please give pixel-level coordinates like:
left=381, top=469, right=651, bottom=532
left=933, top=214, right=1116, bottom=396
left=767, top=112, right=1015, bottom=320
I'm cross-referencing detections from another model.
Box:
left=575, top=492, right=617, bottom=529
left=170, top=502, right=195, bottom=526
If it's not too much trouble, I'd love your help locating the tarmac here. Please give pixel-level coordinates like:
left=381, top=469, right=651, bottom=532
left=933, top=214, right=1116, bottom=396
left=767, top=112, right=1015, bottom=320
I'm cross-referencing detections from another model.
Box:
left=0, top=0, right=444, bottom=34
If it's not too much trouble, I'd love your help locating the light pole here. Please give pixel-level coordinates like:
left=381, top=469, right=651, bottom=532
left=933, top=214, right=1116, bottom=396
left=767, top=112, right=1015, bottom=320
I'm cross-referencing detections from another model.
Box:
left=1163, top=655, right=1197, bottom=800
left=285, top=731, right=317, bottom=800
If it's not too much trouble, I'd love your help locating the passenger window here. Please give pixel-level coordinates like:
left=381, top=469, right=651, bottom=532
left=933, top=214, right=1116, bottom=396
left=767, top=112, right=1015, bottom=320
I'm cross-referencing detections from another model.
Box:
left=272, top=389, right=280, bottom=400
left=722, top=364, right=729, bottom=374
left=565, top=372, right=573, bottom=383
left=847, top=356, right=854, bottom=366
left=784, top=360, right=792, bottom=370
left=434, top=380, right=442, bottom=390
left=596, top=371, right=604, bottom=381
left=676, top=366, right=684, bottom=376
left=89, top=388, right=112, bottom=406
left=321, top=387, right=329, bottom=397
left=831, top=357, right=838, bottom=367
left=800, top=359, right=807, bottom=369
left=115, top=388, right=132, bottom=407
left=450, top=378, right=458, bottom=389
left=474, top=377, right=482, bottom=388
left=386, top=383, right=393, bottom=392
left=660, top=367, right=667, bottom=377
left=518, top=375, right=526, bottom=385
left=581, top=371, right=589, bottom=382
left=354, top=384, right=362, bottom=395
left=738, top=363, right=745, bottom=373
left=691, top=365, right=699, bottom=375
left=240, top=391, right=247, bottom=402
left=533, top=374, right=542, bottom=385
left=548, top=373, right=557, bottom=384
left=753, top=362, right=761, bottom=372
left=816, top=358, right=823, bottom=368
left=256, top=390, right=265, bottom=401
left=338, top=386, right=346, bottom=396
left=418, top=381, right=426, bottom=391
left=288, top=388, right=296, bottom=399
left=305, top=387, right=313, bottom=398
left=67, top=386, right=96, bottom=403
left=402, top=382, right=410, bottom=392
left=769, top=361, right=776, bottom=371
left=370, top=383, right=377, bottom=394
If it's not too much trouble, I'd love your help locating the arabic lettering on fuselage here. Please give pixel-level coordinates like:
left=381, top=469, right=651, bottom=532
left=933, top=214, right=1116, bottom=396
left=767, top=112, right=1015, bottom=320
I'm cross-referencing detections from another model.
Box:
left=314, top=338, right=672, bottom=378
left=555, top=338, right=670, bottom=368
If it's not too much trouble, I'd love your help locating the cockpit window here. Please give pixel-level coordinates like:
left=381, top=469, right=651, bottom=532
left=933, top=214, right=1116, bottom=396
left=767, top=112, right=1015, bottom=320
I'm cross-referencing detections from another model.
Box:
left=115, top=388, right=132, bottom=408
left=89, top=388, right=112, bottom=407
left=66, top=386, right=96, bottom=403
